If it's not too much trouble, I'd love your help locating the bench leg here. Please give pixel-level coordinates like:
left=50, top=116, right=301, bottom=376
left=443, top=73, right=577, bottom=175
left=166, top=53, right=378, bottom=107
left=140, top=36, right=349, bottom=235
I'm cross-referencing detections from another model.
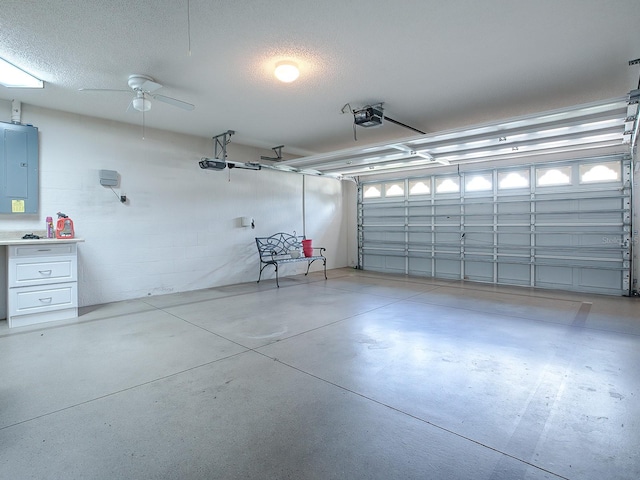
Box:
left=304, top=259, right=327, bottom=280
left=258, top=263, right=280, bottom=287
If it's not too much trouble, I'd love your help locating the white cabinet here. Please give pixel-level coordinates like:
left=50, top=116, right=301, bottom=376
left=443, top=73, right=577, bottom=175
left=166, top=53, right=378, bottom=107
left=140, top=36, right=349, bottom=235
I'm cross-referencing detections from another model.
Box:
left=7, top=242, right=79, bottom=328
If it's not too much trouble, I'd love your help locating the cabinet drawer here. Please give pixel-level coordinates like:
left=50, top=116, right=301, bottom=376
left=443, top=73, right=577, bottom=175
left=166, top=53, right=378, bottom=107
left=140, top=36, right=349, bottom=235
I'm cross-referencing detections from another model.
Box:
left=9, top=243, right=77, bottom=257
left=8, top=282, right=78, bottom=317
left=8, top=256, right=77, bottom=287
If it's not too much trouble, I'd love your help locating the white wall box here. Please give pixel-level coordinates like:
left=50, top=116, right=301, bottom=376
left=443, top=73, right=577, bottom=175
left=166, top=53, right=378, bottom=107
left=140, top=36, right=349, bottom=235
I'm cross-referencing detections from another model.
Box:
left=6, top=242, right=80, bottom=328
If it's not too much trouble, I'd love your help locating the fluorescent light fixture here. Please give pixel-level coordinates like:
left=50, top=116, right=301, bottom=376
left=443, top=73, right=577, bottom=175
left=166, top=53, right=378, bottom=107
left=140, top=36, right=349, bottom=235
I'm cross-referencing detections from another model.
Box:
left=0, top=57, right=43, bottom=88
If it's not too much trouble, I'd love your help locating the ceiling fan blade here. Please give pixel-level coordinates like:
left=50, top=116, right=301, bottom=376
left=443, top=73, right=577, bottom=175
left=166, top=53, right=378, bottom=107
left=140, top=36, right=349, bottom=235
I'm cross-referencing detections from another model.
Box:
left=152, top=94, right=195, bottom=111
left=78, top=88, right=130, bottom=93
left=140, top=79, right=162, bottom=93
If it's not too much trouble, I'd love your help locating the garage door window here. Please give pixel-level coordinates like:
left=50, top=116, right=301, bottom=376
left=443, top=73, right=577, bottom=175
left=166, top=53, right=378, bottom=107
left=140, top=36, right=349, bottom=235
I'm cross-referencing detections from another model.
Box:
left=537, top=166, right=572, bottom=186
left=465, top=174, right=492, bottom=192
left=498, top=170, right=529, bottom=189
left=384, top=182, right=405, bottom=197
left=409, top=179, right=430, bottom=195
left=579, top=162, right=620, bottom=183
left=363, top=184, right=382, bottom=199
left=436, top=177, right=460, bottom=193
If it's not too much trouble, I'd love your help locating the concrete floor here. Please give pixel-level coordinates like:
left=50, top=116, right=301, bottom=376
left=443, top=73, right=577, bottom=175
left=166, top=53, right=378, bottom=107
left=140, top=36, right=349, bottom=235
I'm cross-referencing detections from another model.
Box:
left=0, top=268, right=638, bottom=479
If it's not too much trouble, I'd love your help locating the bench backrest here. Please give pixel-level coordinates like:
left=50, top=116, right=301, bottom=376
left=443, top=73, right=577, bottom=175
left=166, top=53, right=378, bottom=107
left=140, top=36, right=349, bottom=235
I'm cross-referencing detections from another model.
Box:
left=255, top=233, right=304, bottom=259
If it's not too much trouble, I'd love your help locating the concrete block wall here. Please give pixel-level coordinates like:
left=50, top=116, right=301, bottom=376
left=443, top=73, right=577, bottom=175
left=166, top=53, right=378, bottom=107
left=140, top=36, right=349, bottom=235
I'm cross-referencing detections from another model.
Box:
left=0, top=102, right=353, bottom=313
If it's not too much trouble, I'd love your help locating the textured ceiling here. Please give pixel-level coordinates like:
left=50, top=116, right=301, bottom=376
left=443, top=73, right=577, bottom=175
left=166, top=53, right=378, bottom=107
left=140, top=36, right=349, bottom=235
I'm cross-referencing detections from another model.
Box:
left=1, top=0, right=639, bottom=157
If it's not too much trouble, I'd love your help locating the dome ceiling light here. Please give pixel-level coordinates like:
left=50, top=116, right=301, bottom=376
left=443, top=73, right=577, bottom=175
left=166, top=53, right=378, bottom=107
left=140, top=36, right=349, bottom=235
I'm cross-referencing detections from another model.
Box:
left=274, top=61, right=299, bottom=83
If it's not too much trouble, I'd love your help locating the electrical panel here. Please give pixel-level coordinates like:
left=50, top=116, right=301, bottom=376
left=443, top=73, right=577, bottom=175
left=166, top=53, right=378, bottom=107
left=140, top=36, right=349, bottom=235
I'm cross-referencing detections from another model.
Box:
left=0, top=122, right=39, bottom=214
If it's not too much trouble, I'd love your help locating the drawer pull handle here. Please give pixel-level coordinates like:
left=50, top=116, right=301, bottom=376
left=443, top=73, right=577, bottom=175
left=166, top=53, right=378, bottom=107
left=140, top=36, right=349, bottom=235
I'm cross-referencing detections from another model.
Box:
left=37, top=249, right=52, bottom=252
left=39, top=270, right=53, bottom=276
left=39, top=297, right=53, bottom=303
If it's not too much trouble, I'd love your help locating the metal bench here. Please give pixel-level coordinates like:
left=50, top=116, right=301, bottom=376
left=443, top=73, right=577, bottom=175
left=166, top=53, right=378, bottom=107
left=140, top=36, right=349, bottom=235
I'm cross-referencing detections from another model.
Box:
left=255, top=232, right=327, bottom=287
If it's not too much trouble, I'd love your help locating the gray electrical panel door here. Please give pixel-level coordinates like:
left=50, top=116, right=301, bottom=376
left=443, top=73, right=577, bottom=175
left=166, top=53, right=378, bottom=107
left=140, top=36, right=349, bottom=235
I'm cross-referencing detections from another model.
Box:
left=0, top=122, right=39, bottom=214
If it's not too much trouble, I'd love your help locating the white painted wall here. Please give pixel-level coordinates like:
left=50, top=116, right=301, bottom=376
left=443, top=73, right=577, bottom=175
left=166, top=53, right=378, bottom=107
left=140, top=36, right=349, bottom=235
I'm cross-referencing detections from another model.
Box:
left=0, top=102, right=353, bottom=314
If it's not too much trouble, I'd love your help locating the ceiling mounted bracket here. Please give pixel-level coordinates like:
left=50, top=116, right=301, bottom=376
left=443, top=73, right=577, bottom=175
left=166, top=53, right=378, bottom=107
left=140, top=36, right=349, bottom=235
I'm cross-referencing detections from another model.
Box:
left=260, top=145, right=285, bottom=162
left=213, top=130, right=235, bottom=160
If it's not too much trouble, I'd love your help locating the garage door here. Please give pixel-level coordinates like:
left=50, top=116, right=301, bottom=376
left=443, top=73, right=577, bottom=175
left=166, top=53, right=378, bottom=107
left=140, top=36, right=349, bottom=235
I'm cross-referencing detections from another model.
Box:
left=358, top=155, right=631, bottom=296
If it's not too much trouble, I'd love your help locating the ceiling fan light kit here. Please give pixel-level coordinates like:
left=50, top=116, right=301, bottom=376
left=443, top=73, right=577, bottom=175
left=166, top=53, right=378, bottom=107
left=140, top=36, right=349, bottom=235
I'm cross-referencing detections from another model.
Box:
left=132, top=94, right=151, bottom=112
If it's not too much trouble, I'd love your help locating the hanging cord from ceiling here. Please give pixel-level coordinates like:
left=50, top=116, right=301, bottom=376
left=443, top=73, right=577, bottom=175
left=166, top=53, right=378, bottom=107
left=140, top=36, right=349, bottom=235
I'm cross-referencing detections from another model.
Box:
left=341, top=103, right=359, bottom=141
left=142, top=104, right=147, bottom=140
left=187, top=0, right=192, bottom=56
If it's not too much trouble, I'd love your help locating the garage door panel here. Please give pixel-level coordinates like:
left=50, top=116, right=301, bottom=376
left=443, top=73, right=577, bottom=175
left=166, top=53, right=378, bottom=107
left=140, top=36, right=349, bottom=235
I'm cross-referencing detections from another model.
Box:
left=497, top=200, right=529, bottom=214
left=535, top=266, right=573, bottom=288
left=363, top=253, right=405, bottom=274
left=362, top=253, right=385, bottom=271
left=408, top=205, right=432, bottom=215
left=580, top=233, right=625, bottom=248
left=465, top=202, right=493, bottom=211
left=464, top=259, right=493, bottom=282
left=536, top=234, right=573, bottom=247
left=466, top=216, right=493, bottom=225
left=465, top=231, right=494, bottom=254
left=409, top=256, right=433, bottom=276
left=435, top=258, right=461, bottom=278
left=435, top=230, right=461, bottom=243
left=408, top=230, right=431, bottom=245
left=536, top=199, right=574, bottom=212
left=579, top=197, right=623, bottom=210
left=498, top=231, right=530, bottom=245
left=536, top=213, right=576, bottom=224
left=497, top=214, right=530, bottom=224
left=498, top=263, right=530, bottom=285
left=383, top=255, right=406, bottom=273
left=578, top=269, right=622, bottom=291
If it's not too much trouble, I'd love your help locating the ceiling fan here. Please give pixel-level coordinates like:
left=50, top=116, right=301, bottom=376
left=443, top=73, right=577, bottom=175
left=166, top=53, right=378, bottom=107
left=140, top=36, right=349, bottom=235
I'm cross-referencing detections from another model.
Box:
left=79, top=74, right=195, bottom=113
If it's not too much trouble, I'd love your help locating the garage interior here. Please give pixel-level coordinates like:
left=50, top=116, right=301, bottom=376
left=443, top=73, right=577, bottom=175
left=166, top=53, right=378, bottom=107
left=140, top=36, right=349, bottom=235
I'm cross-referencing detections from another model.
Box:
left=1, top=2, right=640, bottom=479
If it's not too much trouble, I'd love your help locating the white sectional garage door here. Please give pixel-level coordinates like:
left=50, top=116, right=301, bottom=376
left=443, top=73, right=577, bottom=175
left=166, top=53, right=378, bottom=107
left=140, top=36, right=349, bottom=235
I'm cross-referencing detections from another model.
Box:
left=358, top=155, right=631, bottom=296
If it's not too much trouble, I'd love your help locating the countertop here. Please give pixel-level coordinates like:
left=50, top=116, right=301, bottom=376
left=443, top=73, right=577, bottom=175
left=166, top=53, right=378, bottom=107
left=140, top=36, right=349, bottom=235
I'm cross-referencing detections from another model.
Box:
left=0, top=232, right=84, bottom=246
